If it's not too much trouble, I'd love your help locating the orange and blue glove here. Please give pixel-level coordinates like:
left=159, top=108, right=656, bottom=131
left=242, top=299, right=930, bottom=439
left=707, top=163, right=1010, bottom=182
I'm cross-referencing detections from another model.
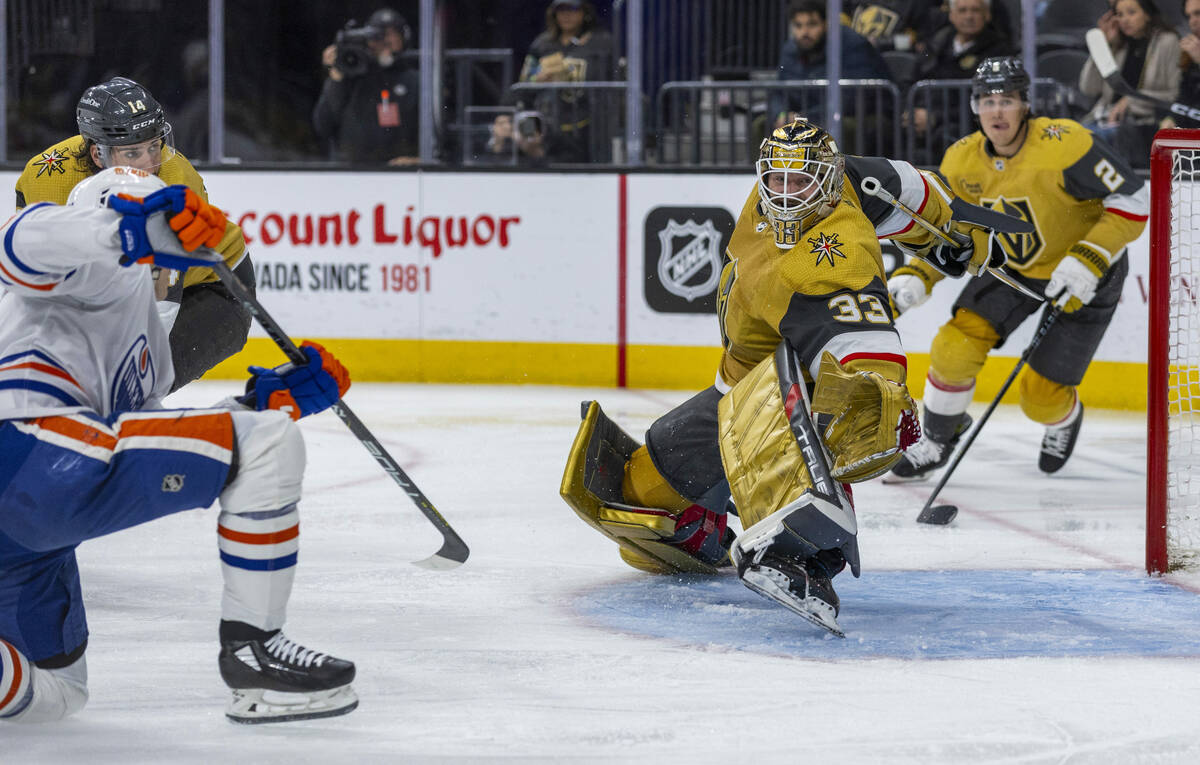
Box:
left=108, top=185, right=228, bottom=270
left=242, top=342, right=351, bottom=420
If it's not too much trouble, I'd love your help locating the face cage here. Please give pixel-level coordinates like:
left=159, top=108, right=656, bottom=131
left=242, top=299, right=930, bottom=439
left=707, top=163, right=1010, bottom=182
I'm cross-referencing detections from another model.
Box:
left=755, top=156, right=841, bottom=223
left=95, top=123, right=176, bottom=172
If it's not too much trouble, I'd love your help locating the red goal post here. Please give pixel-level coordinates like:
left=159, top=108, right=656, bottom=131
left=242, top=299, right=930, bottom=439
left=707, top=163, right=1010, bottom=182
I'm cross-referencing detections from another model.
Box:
left=1148, top=129, right=1200, bottom=574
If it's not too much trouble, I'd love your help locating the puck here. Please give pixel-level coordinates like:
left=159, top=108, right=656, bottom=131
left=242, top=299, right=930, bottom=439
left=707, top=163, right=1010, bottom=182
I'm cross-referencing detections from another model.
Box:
left=916, top=504, right=958, bottom=525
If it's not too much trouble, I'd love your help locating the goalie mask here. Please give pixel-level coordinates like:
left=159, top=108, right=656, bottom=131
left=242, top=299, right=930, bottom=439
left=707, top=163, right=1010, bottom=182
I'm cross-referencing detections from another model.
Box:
left=756, top=120, right=845, bottom=250
left=67, top=165, right=167, bottom=208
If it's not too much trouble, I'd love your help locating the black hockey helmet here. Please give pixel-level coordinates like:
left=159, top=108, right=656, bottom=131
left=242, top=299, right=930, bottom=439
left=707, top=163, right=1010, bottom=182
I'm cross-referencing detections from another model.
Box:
left=971, top=57, right=1030, bottom=103
left=77, top=77, right=168, bottom=145
left=76, top=77, right=174, bottom=170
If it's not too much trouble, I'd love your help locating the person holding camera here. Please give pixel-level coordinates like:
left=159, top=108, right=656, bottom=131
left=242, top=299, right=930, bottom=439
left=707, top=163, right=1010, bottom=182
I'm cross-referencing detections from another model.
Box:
left=313, top=8, right=421, bottom=165
left=482, top=111, right=549, bottom=167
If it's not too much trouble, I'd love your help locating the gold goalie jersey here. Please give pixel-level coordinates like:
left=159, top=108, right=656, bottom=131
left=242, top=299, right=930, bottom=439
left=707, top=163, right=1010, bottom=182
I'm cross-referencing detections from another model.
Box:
left=935, top=116, right=1148, bottom=282
left=717, top=156, right=956, bottom=390
left=14, top=135, right=247, bottom=289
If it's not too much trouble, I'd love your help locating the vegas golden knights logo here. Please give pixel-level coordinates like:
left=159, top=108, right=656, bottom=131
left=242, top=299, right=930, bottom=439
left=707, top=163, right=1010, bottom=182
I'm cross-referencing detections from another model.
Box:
left=851, top=6, right=901, bottom=38
left=982, top=197, right=1043, bottom=265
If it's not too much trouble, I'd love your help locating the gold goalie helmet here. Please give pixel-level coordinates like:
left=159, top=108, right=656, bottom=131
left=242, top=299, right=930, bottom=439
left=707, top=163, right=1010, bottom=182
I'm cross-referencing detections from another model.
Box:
left=756, top=119, right=845, bottom=250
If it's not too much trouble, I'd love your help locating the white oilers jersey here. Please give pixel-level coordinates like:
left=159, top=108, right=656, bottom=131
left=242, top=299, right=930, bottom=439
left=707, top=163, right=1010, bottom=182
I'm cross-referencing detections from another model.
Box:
left=0, top=203, right=174, bottom=420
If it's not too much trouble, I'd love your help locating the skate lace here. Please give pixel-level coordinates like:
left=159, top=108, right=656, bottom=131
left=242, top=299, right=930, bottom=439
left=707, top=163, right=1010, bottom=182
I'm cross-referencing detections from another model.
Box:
left=264, top=632, right=327, bottom=668
left=903, top=435, right=946, bottom=468
left=1041, top=424, right=1072, bottom=458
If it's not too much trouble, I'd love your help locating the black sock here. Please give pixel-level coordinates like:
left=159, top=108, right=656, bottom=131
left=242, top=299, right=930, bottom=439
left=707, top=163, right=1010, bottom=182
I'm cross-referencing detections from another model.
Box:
left=219, top=620, right=280, bottom=644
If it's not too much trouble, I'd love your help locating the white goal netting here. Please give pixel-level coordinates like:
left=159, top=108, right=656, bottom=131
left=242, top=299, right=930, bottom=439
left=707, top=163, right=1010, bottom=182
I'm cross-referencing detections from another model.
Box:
left=1162, top=147, right=1200, bottom=570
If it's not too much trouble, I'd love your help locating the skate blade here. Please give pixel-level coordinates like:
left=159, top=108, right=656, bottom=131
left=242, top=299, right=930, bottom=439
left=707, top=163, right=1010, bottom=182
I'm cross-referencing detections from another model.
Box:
left=881, top=472, right=932, bottom=485
left=226, top=685, right=358, bottom=724
left=739, top=568, right=845, bottom=638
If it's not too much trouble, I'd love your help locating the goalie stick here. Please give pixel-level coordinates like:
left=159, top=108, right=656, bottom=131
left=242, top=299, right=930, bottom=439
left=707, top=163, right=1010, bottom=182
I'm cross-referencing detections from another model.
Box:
left=205, top=254, right=470, bottom=569
left=916, top=306, right=1063, bottom=525
left=1084, top=29, right=1200, bottom=126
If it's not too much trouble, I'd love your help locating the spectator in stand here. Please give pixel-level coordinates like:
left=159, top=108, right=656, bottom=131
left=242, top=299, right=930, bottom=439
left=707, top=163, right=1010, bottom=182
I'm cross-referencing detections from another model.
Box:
left=1177, top=0, right=1200, bottom=110
left=845, top=0, right=937, bottom=52
left=1079, top=0, right=1180, bottom=164
left=916, top=0, right=1014, bottom=82
left=907, top=0, right=1015, bottom=156
left=767, top=0, right=891, bottom=132
left=313, top=8, right=421, bottom=165
left=480, top=111, right=550, bottom=167
left=506, top=0, right=616, bottom=164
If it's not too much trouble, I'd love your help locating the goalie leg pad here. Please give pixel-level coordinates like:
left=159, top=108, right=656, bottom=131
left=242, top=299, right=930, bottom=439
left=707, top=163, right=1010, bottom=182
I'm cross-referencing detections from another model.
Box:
left=561, top=402, right=729, bottom=575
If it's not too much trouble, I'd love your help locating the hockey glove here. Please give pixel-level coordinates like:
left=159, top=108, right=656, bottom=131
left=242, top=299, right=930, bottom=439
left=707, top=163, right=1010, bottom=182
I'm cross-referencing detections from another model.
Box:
left=810, top=352, right=921, bottom=483
left=1045, top=243, right=1107, bottom=313
left=243, top=342, right=351, bottom=420
left=924, top=223, right=1004, bottom=278
left=887, top=267, right=933, bottom=314
left=108, top=186, right=227, bottom=271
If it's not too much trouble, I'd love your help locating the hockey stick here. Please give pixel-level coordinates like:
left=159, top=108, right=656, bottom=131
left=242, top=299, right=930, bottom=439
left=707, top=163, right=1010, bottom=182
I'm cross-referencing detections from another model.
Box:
left=1084, top=29, right=1200, bottom=126
left=206, top=256, right=470, bottom=570
left=859, top=177, right=1045, bottom=302
left=916, top=306, right=1063, bottom=525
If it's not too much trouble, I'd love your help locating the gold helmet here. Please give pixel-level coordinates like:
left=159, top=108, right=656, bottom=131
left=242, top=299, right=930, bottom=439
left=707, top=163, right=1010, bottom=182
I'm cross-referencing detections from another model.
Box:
left=756, top=119, right=845, bottom=249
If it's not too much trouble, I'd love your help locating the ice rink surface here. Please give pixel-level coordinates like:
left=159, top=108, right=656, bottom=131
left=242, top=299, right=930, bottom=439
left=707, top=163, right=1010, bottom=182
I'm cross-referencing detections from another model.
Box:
left=8, top=381, right=1200, bottom=764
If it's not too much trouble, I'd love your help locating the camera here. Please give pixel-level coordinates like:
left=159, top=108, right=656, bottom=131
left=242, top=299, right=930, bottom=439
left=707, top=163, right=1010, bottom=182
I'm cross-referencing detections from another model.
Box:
left=334, top=22, right=379, bottom=78
left=515, top=111, right=544, bottom=139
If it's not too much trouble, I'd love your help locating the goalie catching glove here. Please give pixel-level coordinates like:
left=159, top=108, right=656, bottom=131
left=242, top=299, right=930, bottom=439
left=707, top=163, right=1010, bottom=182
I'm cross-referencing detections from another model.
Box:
left=1045, top=243, right=1109, bottom=313
left=809, top=352, right=921, bottom=482
left=242, top=342, right=351, bottom=420
left=108, top=185, right=228, bottom=271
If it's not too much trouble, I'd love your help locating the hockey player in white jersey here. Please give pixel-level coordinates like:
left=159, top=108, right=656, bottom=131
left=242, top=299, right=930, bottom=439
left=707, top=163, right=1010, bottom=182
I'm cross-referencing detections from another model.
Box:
left=0, top=167, right=357, bottom=724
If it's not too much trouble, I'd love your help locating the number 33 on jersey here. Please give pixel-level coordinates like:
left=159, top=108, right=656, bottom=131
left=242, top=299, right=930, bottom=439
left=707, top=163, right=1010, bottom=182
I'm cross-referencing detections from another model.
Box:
left=715, top=188, right=906, bottom=391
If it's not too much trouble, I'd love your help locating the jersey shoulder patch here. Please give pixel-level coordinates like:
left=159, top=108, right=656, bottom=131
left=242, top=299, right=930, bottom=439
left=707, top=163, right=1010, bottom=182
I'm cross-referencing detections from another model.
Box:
left=16, top=136, right=91, bottom=205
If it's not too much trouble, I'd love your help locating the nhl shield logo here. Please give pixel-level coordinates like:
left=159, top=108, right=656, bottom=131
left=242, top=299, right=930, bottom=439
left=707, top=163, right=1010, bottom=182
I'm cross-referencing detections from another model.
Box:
left=657, top=219, right=723, bottom=302
left=162, top=474, right=185, bottom=492
left=643, top=206, right=735, bottom=314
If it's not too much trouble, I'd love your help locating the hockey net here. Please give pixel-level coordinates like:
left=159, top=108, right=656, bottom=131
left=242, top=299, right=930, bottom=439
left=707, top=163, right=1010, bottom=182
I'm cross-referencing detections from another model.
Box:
left=1148, top=130, right=1200, bottom=574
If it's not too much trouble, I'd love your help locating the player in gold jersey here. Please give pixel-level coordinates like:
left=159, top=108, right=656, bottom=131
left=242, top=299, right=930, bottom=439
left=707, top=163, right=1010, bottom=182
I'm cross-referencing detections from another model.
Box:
left=14, top=77, right=254, bottom=389
left=561, top=119, right=1001, bottom=633
left=887, top=57, right=1148, bottom=480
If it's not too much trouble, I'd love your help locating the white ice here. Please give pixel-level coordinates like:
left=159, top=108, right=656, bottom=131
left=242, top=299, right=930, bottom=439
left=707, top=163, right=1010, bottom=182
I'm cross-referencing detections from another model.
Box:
left=7, top=382, right=1200, bottom=764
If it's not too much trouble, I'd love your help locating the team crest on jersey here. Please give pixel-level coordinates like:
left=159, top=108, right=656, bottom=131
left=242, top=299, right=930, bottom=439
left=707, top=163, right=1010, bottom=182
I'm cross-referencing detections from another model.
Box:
left=111, top=334, right=157, bottom=412
left=656, top=218, right=724, bottom=301
left=809, top=232, right=846, bottom=268
left=32, top=149, right=68, bottom=178
left=851, top=5, right=900, bottom=38
left=981, top=196, right=1043, bottom=265
left=1041, top=123, right=1069, bottom=141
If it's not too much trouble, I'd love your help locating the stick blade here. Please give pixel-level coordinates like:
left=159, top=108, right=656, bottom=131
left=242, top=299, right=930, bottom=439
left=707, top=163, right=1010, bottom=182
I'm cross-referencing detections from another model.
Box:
left=412, top=536, right=470, bottom=570
left=1085, top=29, right=1122, bottom=82
left=916, top=504, right=958, bottom=525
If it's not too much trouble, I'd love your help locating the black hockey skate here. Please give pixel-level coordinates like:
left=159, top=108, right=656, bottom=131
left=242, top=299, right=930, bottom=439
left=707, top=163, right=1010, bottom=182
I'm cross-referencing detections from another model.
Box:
left=1039, top=403, right=1083, bottom=474
left=734, top=548, right=845, bottom=637
left=886, top=414, right=973, bottom=482
left=219, top=621, right=357, bottom=724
